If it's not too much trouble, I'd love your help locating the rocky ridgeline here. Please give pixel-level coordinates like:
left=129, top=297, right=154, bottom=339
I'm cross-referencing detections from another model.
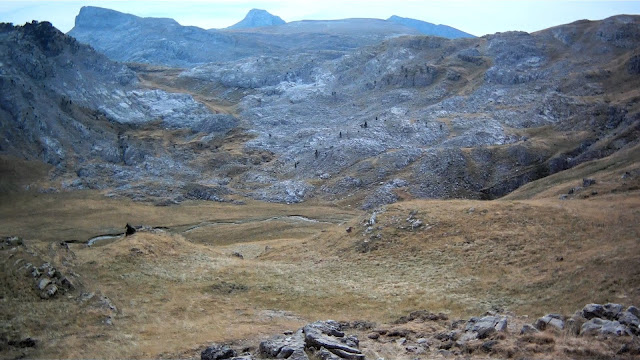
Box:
left=0, top=21, right=240, bottom=203
left=68, top=7, right=426, bottom=67
left=3, top=15, right=640, bottom=207
left=68, top=7, right=475, bottom=69
left=386, top=15, right=474, bottom=39
left=200, top=305, right=640, bottom=360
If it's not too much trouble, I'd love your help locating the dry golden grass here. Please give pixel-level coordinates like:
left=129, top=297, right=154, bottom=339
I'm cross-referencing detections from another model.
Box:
left=2, top=154, right=640, bottom=358
left=0, top=189, right=355, bottom=242
left=0, top=155, right=51, bottom=194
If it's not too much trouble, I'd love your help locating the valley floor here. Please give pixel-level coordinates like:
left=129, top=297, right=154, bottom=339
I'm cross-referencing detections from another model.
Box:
left=1, top=187, right=639, bottom=359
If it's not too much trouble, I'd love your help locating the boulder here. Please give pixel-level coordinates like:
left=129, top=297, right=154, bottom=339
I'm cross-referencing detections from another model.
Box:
left=28, top=264, right=40, bottom=278
left=520, top=324, right=539, bottom=335
left=313, top=348, right=342, bottom=360
left=37, top=278, right=52, bottom=291
left=495, top=317, right=508, bottom=332
left=566, top=312, right=586, bottom=336
left=259, top=338, right=288, bottom=357
left=303, top=332, right=361, bottom=356
left=59, top=276, right=76, bottom=290
left=409, top=219, right=423, bottom=229
left=3, top=236, right=23, bottom=247
left=201, top=344, right=237, bottom=360
left=547, top=317, right=565, bottom=331
left=303, top=321, right=345, bottom=338
left=582, top=303, right=605, bottom=319
left=343, top=335, right=359, bottom=348
left=39, top=263, right=57, bottom=278
left=603, top=303, right=624, bottom=320
left=303, top=321, right=363, bottom=360
left=464, top=316, right=506, bottom=339
left=285, top=350, right=308, bottom=360
left=581, top=318, right=629, bottom=336
left=39, top=284, right=58, bottom=299
left=534, top=314, right=564, bottom=331
left=258, top=331, right=307, bottom=359
left=618, top=311, right=640, bottom=335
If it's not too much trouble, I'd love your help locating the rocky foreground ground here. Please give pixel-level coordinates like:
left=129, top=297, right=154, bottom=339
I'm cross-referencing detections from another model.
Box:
left=197, top=304, right=640, bottom=360
left=2, top=216, right=639, bottom=360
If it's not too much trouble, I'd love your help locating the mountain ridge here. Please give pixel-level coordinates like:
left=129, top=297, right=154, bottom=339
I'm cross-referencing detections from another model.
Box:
left=68, top=7, right=470, bottom=66
left=5, top=15, right=640, bottom=207
left=387, top=14, right=475, bottom=38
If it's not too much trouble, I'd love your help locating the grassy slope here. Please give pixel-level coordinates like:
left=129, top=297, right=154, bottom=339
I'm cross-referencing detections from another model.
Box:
left=505, top=142, right=640, bottom=200
left=2, top=176, right=639, bottom=358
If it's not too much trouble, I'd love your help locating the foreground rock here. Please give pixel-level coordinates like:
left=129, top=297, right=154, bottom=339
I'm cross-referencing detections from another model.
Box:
left=201, top=321, right=363, bottom=360
left=259, top=320, right=363, bottom=360
left=201, top=344, right=237, bottom=360
left=364, top=305, right=640, bottom=358
left=200, top=304, right=640, bottom=360
left=577, top=303, right=640, bottom=336
left=303, top=321, right=364, bottom=360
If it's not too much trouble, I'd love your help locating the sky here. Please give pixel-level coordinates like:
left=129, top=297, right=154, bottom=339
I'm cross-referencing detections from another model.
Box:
left=1, top=0, right=639, bottom=36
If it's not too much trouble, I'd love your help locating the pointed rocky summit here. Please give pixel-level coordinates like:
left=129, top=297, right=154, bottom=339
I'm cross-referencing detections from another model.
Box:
left=227, top=9, right=285, bottom=29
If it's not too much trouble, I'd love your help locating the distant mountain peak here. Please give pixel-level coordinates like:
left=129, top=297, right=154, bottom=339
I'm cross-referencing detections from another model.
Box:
left=387, top=15, right=475, bottom=39
left=227, top=9, right=285, bottom=30
left=72, top=6, right=179, bottom=31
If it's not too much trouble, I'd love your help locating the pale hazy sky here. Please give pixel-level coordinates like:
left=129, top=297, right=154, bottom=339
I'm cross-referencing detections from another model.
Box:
left=1, top=0, right=639, bottom=36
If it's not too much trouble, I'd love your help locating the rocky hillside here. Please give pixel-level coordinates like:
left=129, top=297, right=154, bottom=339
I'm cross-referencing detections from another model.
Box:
left=3, top=14, right=640, bottom=209
left=227, top=9, right=285, bottom=29
left=171, top=15, right=640, bottom=207
left=0, top=21, right=238, bottom=200
left=201, top=306, right=640, bottom=359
